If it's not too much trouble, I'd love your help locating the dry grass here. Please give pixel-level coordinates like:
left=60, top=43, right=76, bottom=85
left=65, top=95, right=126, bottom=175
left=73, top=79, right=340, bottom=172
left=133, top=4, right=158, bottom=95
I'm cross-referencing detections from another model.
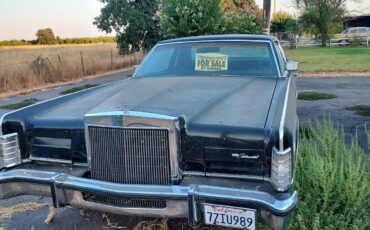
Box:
left=133, top=219, right=169, bottom=230
left=0, top=43, right=142, bottom=98
left=0, top=202, right=47, bottom=219
left=102, top=213, right=127, bottom=229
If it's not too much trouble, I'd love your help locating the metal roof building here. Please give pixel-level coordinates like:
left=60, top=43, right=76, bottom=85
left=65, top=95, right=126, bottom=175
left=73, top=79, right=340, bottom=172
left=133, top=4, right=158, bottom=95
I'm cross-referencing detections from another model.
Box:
left=344, top=14, right=370, bottom=28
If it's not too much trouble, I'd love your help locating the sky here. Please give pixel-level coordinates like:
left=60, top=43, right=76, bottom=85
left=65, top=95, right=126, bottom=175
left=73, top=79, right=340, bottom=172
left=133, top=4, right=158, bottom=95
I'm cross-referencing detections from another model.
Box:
left=255, top=0, right=370, bottom=16
left=0, top=0, right=109, bottom=40
left=1, top=0, right=370, bottom=40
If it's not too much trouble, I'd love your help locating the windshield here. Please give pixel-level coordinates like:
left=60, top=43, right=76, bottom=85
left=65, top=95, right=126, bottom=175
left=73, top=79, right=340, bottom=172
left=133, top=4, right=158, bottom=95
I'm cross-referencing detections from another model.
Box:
left=135, top=41, right=279, bottom=78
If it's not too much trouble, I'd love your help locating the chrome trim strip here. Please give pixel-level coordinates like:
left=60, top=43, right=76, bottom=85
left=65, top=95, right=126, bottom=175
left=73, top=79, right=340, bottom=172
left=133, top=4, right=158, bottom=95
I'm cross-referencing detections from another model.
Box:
left=0, top=169, right=298, bottom=216
left=279, top=77, right=292, bottom=151
left=133, top=39, right=282, bottom=78
left=182, top=171, right=205, bottom=176
left=85, top=110, right=176, bottom=120
left=29, top=156, right=88, bottom=167
left=30, top=156, right=72, bottom=164
left=206, top=172, right=270, bottom=182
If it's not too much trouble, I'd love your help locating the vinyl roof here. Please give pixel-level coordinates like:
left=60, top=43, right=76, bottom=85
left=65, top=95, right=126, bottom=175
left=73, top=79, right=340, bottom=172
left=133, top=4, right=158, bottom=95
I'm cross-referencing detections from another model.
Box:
left=158, top=34, right=278, bottom=44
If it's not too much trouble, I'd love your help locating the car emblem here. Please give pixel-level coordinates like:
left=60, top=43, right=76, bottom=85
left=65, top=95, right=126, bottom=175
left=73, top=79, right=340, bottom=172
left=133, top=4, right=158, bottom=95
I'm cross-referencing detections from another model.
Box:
left=231, top=153, right=260, bottom=159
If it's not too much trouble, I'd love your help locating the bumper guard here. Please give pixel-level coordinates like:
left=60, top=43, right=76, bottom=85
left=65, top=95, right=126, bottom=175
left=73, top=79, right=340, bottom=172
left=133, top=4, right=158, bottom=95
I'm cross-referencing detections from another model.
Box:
left=0, top=169, right=297, bottom=229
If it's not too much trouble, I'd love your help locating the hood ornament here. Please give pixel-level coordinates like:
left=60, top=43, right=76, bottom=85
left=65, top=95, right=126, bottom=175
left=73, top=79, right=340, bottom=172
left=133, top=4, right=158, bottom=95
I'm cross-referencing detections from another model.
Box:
left=122, top=100, right=131, bottom=115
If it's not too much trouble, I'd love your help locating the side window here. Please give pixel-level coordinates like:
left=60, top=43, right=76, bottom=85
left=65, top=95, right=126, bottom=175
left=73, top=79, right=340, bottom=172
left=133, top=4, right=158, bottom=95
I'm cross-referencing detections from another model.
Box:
left=342, top=29, right=348, bottom=34
left=136, top=47, right=174, bottom=76
left=349, top=28, right=358, bottom=34
left=275, top=41, right=286, bottom=72
left=359, top=28, right=367, bottom=33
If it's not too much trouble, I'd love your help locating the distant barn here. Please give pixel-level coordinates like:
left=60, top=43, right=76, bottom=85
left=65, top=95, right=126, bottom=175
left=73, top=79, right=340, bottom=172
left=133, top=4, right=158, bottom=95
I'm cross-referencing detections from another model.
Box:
left=344, top=14, right=370, bottom=29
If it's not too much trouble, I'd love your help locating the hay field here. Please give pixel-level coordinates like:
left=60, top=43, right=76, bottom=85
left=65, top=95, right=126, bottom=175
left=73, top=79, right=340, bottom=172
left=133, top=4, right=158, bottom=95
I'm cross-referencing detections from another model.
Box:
left=0, top=43, right=142, bottom=97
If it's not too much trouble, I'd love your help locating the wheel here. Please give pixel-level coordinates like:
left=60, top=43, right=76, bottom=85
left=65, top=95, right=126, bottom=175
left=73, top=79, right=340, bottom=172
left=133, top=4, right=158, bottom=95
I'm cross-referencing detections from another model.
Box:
left=339, top=40, right=349, bottom=46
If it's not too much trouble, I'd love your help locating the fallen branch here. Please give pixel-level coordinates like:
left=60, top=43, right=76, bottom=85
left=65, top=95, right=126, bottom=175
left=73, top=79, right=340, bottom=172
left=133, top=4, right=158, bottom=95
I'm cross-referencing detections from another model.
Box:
left=44, top=206, right=57, bottom=224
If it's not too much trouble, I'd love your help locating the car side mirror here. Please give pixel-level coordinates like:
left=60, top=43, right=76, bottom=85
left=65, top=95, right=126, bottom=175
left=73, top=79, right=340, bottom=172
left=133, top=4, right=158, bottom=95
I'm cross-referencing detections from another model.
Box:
left=286, top=60, right=299, bottom=72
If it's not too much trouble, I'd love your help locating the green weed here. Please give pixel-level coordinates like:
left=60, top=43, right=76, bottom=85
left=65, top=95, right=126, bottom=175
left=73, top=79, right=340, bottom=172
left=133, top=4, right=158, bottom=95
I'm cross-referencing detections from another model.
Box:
left=59, top=84, right=99, bottom=95
left=0, top=98, right=39, bottom=109
left=298, top=92, right=337, bottom=101
left=291, top=121, right=370, bottom=230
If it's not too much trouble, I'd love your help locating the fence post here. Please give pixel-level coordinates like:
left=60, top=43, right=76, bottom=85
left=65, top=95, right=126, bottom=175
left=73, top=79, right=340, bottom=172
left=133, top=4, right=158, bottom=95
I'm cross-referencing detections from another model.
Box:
left=57, top=55, right=62, bottom=65
left=367, top=36, right=369, bottom=46
left=80, top=51, right=86, bottom=78
left=111, top=48, right=113, bottom=71
left=37, top=57, right=42, bottom=76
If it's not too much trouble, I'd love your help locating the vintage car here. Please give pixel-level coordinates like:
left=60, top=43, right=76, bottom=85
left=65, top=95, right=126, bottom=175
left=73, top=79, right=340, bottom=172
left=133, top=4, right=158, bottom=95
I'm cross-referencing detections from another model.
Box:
left=331, top=27, right=370, bottom=44
left=0, top=35, right=299, bottom=230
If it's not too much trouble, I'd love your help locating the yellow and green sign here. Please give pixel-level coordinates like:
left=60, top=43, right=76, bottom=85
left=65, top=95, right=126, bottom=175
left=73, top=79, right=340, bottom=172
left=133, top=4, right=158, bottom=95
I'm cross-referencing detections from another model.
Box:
left=195, top=53, right=228, bottom=71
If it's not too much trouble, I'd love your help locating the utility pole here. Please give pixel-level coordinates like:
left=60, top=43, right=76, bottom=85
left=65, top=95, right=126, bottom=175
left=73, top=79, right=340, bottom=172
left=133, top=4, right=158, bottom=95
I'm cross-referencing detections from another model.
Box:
left=262, top=0, right=272, bottom=34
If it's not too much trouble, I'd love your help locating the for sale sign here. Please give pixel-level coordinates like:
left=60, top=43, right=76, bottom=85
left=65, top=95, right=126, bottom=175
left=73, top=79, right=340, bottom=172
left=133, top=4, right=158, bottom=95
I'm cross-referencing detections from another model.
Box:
left=195, top=53, right=228, bottom=71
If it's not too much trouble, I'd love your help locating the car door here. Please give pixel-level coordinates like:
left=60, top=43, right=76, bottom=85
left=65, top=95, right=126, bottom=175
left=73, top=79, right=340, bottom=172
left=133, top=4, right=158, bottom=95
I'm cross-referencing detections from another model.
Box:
left=358, top=28, right=368, bottom=37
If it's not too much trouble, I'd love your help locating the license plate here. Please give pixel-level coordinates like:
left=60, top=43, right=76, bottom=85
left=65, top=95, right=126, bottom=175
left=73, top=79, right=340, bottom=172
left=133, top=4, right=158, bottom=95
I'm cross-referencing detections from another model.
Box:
left=204, top=204, right=256, bottom=229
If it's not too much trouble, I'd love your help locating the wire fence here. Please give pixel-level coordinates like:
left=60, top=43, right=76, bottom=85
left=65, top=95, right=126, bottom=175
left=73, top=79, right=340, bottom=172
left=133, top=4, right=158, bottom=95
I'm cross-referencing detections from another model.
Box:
left=0, top=49, right=142, bottom=96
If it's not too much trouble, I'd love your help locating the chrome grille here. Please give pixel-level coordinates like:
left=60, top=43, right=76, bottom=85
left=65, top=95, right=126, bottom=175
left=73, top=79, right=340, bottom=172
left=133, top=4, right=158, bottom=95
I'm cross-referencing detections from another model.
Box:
left=84, top=194, right=166, bottom=209
left=87, top=126, right=171, bottom=208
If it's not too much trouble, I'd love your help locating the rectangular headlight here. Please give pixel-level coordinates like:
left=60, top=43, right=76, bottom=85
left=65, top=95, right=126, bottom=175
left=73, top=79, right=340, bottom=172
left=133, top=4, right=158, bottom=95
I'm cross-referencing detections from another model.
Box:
left=271, top=147, right=292, bottom=192
left=0, top=133, right=22, bottom=169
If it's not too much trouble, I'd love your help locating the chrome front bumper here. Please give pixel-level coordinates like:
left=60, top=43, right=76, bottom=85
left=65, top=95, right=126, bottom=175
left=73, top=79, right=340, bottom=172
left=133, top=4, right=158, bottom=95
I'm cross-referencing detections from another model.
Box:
left=0, top=169, right=297, bottom=229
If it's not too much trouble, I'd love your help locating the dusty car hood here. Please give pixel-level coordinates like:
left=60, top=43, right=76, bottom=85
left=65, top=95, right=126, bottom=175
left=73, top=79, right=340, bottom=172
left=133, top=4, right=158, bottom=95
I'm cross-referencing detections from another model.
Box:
left=2, top=76, right=278, bottom=174
left=35, top=76, right=277, bottom=130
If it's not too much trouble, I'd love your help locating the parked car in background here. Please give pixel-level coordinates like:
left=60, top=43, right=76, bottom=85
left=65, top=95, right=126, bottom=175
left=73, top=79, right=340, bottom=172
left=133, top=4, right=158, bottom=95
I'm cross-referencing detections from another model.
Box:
left=0, top=35, right=299, bottom=230
left=331, top=27, right=370, bottom=45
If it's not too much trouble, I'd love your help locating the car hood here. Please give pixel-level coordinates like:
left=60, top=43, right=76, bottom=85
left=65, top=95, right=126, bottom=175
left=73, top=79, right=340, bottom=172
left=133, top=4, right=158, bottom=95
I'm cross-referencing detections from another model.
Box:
left=35, top=76, right=277, bottom=130
left=2, top=76, right=278, bottom=173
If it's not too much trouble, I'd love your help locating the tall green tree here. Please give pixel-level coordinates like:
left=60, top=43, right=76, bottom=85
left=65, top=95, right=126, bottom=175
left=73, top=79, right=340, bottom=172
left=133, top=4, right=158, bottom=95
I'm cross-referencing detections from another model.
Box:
left=94, top=0, right=161, bottom=54
left=220, top=0, right=257, bottom=14
left=160, top=0, right=222, bottom=38
left=219, top=0, right=261, bottom=34
left=220, top=11, right=261, bottom=34
left=295, top=0, right=346, bottom=47
left=36, top=28, right=56, bottom=45
left=271, top=11, right=294, bottom=33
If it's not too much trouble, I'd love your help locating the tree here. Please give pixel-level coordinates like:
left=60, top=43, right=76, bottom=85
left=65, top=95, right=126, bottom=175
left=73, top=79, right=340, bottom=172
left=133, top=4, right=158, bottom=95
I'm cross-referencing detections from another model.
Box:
left=271, top=11, right=294, bottom=33
left=94, top=0, right=161, bottom=54
left=220, top=11, right=261, bottom=34
left=262, top=0, right=272, bottom=32
left=219, top=0, right=261, bottom=34
left=294, top=0, right=346, bottom=47
left=160, top=0, right=222, bottom=38
left=220, top=0, right=257, bottom=14
left=36, top=28, right=56, bottom=45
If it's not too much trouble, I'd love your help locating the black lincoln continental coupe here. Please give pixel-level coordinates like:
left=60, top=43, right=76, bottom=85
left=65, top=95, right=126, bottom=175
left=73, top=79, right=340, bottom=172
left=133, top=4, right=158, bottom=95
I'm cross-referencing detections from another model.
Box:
left=0, top=35, right=299, bottom=230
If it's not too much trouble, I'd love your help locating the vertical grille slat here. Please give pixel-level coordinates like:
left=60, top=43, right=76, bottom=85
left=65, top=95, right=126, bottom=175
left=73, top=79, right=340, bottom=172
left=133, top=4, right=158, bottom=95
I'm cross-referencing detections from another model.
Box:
left=87, top=126, right=171, bottom=208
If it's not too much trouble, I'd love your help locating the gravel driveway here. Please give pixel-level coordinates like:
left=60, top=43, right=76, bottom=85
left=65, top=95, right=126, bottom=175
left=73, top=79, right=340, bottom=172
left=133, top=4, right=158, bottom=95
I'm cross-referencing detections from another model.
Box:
left=0, top=74, right=369, bottom=230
